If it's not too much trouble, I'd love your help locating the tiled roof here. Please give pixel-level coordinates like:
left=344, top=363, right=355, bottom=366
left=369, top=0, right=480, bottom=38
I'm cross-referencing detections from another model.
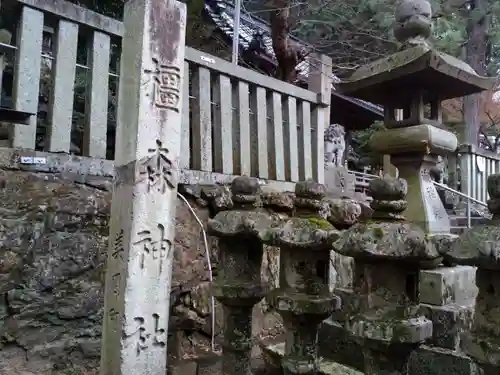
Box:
left=204, top=0, right=383, bottom=115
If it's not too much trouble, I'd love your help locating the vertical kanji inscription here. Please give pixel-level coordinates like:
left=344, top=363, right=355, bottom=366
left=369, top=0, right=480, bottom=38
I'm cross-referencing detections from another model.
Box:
left=111, top=229, right=125, bottom=260
left=145, top=58, right=181, bottom=112
left=139, top=139, right=175, bottom=193
left=133, top=223, right=172, bottom=274
left=127, top=313, right=167, bottom=355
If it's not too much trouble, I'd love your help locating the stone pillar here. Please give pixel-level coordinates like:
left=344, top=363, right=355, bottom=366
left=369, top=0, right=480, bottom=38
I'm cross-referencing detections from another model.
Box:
left=263, top=180, right=341, bottom=375
left=207, top=176, right=274, bottom=375
left=441, top=174, right=500, bottom=375
left=100, top=1, right=186, bottom=375
left=383, top=155, right=398, bottom=178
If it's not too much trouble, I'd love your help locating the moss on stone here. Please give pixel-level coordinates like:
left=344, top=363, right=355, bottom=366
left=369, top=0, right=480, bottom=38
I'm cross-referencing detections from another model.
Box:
left=373, top=227, right=384, bottom=239
left=307, top=217, right=333, bottom=230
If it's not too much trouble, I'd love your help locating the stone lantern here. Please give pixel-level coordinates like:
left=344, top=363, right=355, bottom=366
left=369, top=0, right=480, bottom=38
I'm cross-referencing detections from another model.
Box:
left=207, top=176, right=275, bottom=375
left=337, top=0, right=494, bottom=233
left=332, top=174, right=445, bottom=374
left=261, top=180, right=342, bottom=375
left=439, top=173, right=500, bottom=375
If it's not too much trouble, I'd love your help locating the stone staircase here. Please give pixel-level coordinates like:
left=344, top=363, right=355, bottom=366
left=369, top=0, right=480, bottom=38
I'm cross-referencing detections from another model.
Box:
left=449, top=214, right=490, bottom=235
left=437, top=185, right=491, bottom=235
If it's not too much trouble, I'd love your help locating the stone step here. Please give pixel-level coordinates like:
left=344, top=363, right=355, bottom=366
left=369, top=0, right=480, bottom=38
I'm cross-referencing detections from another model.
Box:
left=449, top=216, right=490, bottom=228
left=449, top=215, right=489, bottom=234
left=261, top=339, right=363, bottom=375
left=450, top=226, right=465, bottom=235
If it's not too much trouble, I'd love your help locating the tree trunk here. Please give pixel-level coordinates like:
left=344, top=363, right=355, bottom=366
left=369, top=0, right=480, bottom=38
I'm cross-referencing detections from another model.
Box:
left=270, top=0, right=304, bottom=83
left=463, top=0, right=491, bottom=146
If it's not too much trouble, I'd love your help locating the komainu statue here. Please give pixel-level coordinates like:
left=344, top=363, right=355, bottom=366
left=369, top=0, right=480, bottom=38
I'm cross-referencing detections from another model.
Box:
left=324, top=123, right=346, bottom=167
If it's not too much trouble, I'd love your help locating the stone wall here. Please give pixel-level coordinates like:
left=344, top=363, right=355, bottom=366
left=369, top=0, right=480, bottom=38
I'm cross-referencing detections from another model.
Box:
left=0, top=149, right=285, bottom=375
left=0, top=148, right=369, bottom=375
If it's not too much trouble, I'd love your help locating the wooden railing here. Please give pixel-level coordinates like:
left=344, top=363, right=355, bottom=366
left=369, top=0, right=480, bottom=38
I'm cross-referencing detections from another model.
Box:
left=4, top=0, right=332, bottom=184
left=350, top=170, right=375, bottom=197
left=455, top=144, right=500, bottom=203
left=5, top=0, right=122, bottom=159
left=183, top=48, right=330, bottom=183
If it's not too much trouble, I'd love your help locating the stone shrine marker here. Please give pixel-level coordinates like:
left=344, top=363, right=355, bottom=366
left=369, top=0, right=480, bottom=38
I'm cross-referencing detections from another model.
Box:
left=100, top=0, right=186, bottom=374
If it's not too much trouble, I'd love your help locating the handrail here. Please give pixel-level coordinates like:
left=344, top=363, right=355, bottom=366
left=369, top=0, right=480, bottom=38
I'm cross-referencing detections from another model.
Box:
left=432, top=181, right=488, bottom=208
left=433, top=180, right=489, bottom=229
left=350, top=170, right=381, bottom=179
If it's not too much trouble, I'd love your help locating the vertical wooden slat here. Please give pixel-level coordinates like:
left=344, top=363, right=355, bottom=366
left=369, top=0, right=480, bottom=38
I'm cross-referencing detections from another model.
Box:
left=268, top=92, right=285, bottom=180
left=298, top=101, right=312, bottom=180
left=283, top=96, right=298, bottom=181
left=478, top=157, right=482, bottom=202
left=180, top=61, right=190, bottom=169
left=238, top=81, right=251, bottom=176
left=212, top=74, right=233, bottom=173
left=47, top=20, right=78, bottom=153
left=470, top=154, right=475, bottom=201
left=0, top=54, right=5, bottom=105
left=460, top=152, right=471, bottom=199
left=191, top=66, right=212, bottom=171
left=0, top=53, right=8, bottom=147
left=83, top=30, right=110, bottom=158
left=486, top=158, right=492, bottom=200
left=481, top=157, right=486, bottom=202
left=310, top=106, right=326, bottom=183
left=250, top=87, right=268, bottom=179
left=488, top=158, right=493, bottom=198
left=447, top=153, right=458, bottom=190
left=308, top=54, right=332, bottom=184
left=10, top=6, right=44, bottom=149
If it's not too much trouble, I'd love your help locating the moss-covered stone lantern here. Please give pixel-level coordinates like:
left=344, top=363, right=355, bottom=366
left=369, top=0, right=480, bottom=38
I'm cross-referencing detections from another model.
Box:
left=438, top=173, right=500, bottom=375
left=207, top=176, right=275, bottom=375
left=261, top=180, right=342, bottom=375
left=338, top=0, right=494, bottom=233
left=333, top=174, right=446, bottom=374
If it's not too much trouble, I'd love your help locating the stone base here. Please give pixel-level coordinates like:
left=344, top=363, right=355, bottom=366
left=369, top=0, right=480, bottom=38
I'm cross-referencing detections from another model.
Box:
left=167, top=352, right=223, bottom=375
left=407, top=346, right=481, bottom=375
left=347, top=313, right=433, bottom=344
left=418, top=266, right=477, bottom=306
left=318, top=319, right=364, bottom=371
left=419, top=301, right=474, bottom=350
left=261, top=338, right=363, bottom=375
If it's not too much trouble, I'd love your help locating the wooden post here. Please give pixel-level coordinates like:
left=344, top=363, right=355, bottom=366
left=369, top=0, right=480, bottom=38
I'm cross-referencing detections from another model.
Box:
left=308, top=53, right=332, bottom=184
left=99, top=0, right=187, bottom=374
left=383, top=109, right=402, bottom=177
left=10, top=5, right=44, bottom=149
left=46, top=19, right=78, bottom=153
left=83, top=30, right=111, bottom=158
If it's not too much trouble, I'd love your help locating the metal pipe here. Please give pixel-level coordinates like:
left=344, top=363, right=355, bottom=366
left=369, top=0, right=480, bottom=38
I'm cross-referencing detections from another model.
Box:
left=433, top=181, right=487, bottom=207
left=232, top=0, right=241, bottom=64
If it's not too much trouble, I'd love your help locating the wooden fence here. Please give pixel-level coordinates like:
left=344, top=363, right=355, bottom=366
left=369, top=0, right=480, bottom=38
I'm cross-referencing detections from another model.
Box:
left=450, top=144, right=500, bottom=204
left=2, top=0, right=331, bottom=184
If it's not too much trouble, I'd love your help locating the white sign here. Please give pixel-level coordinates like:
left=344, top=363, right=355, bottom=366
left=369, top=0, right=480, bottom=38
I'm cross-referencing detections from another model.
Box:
left=20, top=156, right=47, bottom=165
